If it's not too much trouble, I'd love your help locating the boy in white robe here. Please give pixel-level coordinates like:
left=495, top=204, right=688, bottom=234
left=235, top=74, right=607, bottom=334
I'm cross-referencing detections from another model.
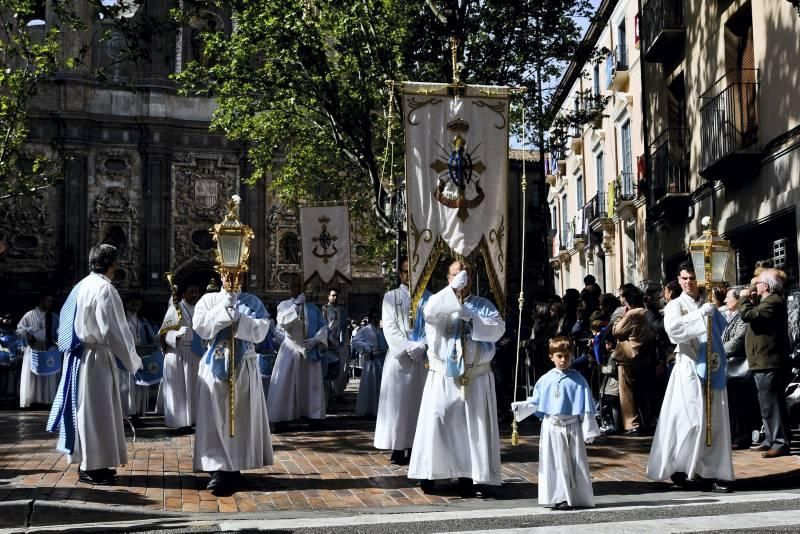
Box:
left=513, top=336, right=599, bottom=510
left=267, top=276, right=328, bottom=426
left=352, top=309, right=388, bottom=417
left=47, top=244, right=142, bottom=485
left=160, top=284, right=203, bottom=429
left=374, top=256, right=430, bottom=465
left=192, top=272, right=273, bottom=496
left=17, top=293, right=60, bottom=407
left=408, top=260, right=505, bottom=497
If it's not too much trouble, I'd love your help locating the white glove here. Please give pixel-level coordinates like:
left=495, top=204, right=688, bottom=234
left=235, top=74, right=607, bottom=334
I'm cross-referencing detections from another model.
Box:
left=449, top=270, right=468, bottom=290
left=227, top=307, right=241, bottom=323
left=176, top=326, right=189, bottom=338
left=223, top=291, right=237, bottom=308
left=405, top=341, right=426, bottom=360
left=700, top=303, right=716, bottom=317
left=302, top=338, right=317, bottom=352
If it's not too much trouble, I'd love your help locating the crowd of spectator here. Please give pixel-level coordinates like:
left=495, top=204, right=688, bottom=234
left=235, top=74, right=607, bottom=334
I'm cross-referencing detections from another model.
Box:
left=520, top=267, right=798, bottom=453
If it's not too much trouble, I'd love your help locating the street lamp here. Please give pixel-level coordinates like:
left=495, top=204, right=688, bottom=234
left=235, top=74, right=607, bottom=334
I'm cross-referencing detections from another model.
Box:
left=210, top=194, right=254, bottom=437
left=688, top=215, right=731, bottom=447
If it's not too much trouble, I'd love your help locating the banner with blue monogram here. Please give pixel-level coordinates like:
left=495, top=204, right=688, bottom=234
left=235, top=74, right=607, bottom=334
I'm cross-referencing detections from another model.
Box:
left=300, top=205, right=352, bottom=285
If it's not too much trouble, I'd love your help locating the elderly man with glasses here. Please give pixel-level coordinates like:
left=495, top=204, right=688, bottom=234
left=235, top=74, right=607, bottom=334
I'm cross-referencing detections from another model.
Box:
left=739, top=269, right=792, bottom=458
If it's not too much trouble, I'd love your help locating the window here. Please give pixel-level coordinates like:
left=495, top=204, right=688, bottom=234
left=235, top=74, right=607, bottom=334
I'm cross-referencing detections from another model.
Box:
left=593, top=63, right=600, bottom=97
left=576, top=175, right=584, bottom=211
left=561, top=194, right=569, bottom=247
left=620, top=120, right=633, bottom=196
left=595, top=152, right=605, bottom=194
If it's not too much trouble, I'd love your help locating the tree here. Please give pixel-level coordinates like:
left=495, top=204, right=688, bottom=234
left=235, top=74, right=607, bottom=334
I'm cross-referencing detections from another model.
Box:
left=175, top=1, right=598, bottom=261
left=0, top=0, right=166, bottom=199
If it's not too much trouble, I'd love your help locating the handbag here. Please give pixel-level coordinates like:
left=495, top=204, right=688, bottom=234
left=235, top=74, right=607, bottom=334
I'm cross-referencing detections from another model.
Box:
left=726, top=355, right=750, bottom=381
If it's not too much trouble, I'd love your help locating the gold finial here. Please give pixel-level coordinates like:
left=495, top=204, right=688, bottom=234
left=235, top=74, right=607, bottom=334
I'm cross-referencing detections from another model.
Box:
left=511, top=420, right=520, bottom=446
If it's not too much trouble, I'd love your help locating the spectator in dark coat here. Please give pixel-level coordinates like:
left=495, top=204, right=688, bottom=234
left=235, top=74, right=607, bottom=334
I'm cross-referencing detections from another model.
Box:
left=739, top=269, right=792, bottom=458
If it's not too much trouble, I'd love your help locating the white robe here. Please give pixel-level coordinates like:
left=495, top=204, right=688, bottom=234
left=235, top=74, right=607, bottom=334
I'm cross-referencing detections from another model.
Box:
left=192, top=290, right=273, bottom=472
left=267, top=297, right=328, bottom=422
left=374, top=285, right=428, bottom=450
left=160, top=301, right=201, bottom=428
left=118, top=312, right=152, bottom=416
left=69, top=273, right=142, bottom=470
left=408, top=287, right=505, bottom=485
left=646, top=292, right=735, bottom=482
left=539, top=415, right=597, bottom=507
left=352, top=324, right=386, bottom=417
left=17, top=308, right=60, bottom=407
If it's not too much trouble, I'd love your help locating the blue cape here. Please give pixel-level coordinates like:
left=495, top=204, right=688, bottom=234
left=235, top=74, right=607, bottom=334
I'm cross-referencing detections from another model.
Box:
left=202, top=293, right=269, bottom=380
left=528, top=368, right=595, bottom=419
left=696, top=308, right=728, bottom=390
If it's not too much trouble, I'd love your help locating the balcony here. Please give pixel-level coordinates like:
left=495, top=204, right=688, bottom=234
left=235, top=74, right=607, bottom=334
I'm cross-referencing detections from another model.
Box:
left=606, top=45, right=629, bottom=91
left=569, top=125, right=583, bottom=154
left=642, top=0, right=685, bottom=64
left=571, top=211, right=586, bottom=249
left=614, top=171, right=641, bottom=220
left=648, top=128, right=690, bottom=219
left=699, top=69, right=761, bottom=181
left=585, top=192, right=613, bottom=233
left=545, top=153, right=558, bottom=187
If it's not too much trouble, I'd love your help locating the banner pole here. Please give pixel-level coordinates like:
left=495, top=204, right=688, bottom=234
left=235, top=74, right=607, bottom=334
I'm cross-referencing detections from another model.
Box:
left=512, top=101, right=528, bottom=447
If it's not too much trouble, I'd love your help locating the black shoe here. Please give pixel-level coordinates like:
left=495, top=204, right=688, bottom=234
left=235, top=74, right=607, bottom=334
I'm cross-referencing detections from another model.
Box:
left=207, top=471, right=237, bottom=497
left=272, top=422, right=289, bottom=434
left=78, top=468, right=115, bottom=485
left=457, top=477, right=475, bottom=498
left=419, top=479, right=435, bottom=494
left=553, top=501, right=572, bottom=510
left=390, top=450, right=404, bottom=464
left=711, top=480, right=733, bottom=493
left=670, top=472, right=689, bottom=489
left=623, top=428, right=642, bottom=436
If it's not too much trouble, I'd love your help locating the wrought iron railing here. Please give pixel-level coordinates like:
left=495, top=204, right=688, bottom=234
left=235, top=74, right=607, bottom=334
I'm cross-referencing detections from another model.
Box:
left=615, top=171, right=637, bottom=202
left=641, top=0, right=685, bottom=55
left=649, top=128, right=689, bottom=203
left=585, top=192, right=608, bottom=223
left=700, top=69, right=759, bottom=172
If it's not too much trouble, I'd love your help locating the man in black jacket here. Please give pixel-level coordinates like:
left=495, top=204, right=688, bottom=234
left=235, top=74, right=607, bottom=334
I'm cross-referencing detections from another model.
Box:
left=739, top=269, right=791, bottom=458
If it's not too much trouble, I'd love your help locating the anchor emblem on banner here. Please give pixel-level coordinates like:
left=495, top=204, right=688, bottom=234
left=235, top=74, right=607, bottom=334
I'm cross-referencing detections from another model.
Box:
left=430, top=117, right=486, bottom=221
left=311, top=215, right=338, bottom=264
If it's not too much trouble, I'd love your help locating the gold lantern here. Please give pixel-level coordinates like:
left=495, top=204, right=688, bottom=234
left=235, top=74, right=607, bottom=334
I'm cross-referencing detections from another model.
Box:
left=210, top=195, right=254, bottom=437
left=688, top=216, right=731, bottom=446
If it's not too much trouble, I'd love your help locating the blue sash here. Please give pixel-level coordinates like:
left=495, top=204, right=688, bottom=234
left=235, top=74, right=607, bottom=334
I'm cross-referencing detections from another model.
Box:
left=31, top=349, right=63, bottom=376
left=202, top=293, right=268, bottom=381
left=47, top=279, right=85, bottom=454
left=135, top=350, right=164, bottom=386
left=191, top=332, right=204, bottom=357
left=696, top=308, right=728, bottom=390
left=258, top=351, right=277, bottom=377
left=303, top=303, right=326, bottom=362
left=409, top=290, right=431, bottom=342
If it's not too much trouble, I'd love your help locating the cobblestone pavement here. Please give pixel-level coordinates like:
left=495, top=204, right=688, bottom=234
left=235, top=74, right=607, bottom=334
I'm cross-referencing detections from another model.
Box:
left=1, top=384, right=798, bottom=515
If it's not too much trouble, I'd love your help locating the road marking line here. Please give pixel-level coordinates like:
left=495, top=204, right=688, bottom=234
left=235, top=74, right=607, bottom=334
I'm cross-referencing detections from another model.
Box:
left=445, top=509, right=800, bottom=533
left=217, top=492, right=800, bottom=531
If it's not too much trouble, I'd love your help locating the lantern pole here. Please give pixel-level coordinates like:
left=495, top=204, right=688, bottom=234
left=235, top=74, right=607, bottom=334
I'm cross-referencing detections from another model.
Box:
left=703, top=227, right=713, bottom=447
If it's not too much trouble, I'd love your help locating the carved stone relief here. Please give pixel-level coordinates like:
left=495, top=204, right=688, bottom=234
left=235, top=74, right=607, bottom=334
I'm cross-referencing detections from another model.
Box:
left=89, top=150, right=141, bottom=288
left=267, top=203, right=301, bottom=291
left=170, top=153, right=240, bottom=274
left=0, top=190, right=58, bottom=271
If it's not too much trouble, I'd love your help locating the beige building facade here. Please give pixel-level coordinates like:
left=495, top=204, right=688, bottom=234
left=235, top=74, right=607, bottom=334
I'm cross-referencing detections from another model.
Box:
left=641, top=0, right=800, bottom=287
left=547, top=0, right=648, bottom=295
left=547, top=0, right=800, bottom=294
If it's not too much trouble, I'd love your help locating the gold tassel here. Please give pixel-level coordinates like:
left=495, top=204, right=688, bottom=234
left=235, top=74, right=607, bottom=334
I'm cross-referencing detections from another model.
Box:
left=511, top=419, right=520, bottom=446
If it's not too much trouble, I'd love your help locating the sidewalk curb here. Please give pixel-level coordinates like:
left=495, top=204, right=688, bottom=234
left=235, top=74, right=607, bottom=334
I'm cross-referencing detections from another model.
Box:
left=0, top=500, right=32, bottom=528
left=29, top=501, right=185, bottom=527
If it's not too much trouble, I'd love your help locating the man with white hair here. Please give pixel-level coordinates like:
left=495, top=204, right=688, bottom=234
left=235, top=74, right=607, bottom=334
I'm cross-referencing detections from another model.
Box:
left=738, top=269, right=791, bottom=458
left=408, top=259, right=505, bottom=497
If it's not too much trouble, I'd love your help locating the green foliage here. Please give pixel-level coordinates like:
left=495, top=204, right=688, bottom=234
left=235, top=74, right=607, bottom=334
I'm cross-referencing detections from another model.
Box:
left=0, top=0, right=160, bottom=199
left=176, top=0, right=595, bottom=266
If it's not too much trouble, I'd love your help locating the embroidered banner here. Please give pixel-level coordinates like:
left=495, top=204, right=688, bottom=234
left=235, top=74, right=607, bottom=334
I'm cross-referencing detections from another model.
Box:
left=300, top=205, right=352, bottom=284
left=403, top=82, right=510, bottom=318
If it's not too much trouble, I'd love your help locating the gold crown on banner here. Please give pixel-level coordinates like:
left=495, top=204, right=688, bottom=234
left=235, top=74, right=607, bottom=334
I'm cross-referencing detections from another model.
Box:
left=447, top=117, right=470, bottom=133
left=318, top=214, right=330, bottom=225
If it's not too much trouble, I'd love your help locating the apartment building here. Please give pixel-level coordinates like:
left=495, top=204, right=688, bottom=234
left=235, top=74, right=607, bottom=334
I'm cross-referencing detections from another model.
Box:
left=546, top=0, right=646, bottom=294
left=641, top=0, right=800, bottom=287
left=547, top=0, right=800, bottom=294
